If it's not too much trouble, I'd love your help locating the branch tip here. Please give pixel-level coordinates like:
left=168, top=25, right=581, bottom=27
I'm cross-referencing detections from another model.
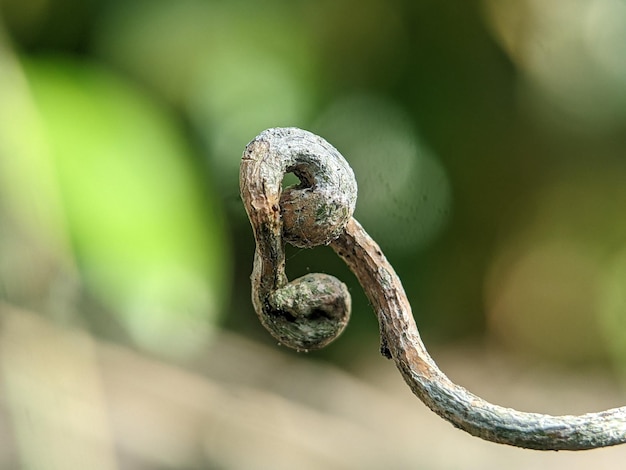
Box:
left=240, top=127, right=626, bottom=451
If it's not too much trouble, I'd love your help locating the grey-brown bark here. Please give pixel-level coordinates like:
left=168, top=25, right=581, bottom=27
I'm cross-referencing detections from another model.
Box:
left=240, top=127, right=626, bottom=450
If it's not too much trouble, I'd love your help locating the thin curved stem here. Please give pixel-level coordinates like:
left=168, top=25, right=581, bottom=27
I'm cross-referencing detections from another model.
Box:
left=332, top=218, right=626, bottom=450
left=241, top=127, right=626, bottom=450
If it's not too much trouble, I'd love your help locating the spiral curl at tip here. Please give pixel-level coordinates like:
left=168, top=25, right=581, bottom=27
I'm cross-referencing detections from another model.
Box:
left=240, top=128, right=357, bottom=350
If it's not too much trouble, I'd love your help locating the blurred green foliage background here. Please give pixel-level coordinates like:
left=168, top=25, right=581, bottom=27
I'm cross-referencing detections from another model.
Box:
left=2, top=0, right=626, bottom=467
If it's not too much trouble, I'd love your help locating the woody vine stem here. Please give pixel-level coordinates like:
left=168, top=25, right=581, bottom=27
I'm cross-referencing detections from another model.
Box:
left=240, top=127, right=626, bottom=450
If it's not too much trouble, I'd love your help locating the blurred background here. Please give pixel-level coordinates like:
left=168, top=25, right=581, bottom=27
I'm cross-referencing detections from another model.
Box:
left=1, top=0, right=626, bottom=468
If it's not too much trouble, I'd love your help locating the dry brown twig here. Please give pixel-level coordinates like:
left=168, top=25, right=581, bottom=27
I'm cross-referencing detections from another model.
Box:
left=239, top=127, right=626, bottom=450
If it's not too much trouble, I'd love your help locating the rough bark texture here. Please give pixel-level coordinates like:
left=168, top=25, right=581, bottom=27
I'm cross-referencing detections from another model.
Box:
left=240, top=127, right=626, bottom=450
left=332, top=219, right=626, bottom=450
left=240, top=128, right=355, bottom=350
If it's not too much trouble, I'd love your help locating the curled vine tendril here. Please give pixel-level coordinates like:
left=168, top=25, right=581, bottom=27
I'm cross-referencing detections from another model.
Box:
left=240, top=127, right=626, bottom=450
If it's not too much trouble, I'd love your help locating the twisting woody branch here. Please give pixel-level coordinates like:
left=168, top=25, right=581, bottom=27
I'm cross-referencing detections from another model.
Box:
left=240, top=127, right=626, bottom=450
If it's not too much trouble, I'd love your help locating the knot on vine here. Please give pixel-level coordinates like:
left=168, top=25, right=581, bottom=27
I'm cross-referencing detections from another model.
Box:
left=240, top=127, right=626, bottom=450
left=268, top=273, right=351, bottom=350
left=240, top=127, right=356, bottom=350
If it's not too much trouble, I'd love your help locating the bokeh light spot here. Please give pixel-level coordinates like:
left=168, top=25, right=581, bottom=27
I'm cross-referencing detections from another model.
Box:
left=313, top=94, right=451, bottom=253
